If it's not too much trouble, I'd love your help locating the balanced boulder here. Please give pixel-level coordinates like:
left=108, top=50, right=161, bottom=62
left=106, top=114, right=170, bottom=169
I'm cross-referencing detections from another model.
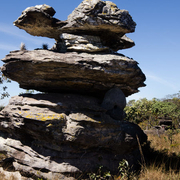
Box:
left=14, top=0, right=136, bottom=52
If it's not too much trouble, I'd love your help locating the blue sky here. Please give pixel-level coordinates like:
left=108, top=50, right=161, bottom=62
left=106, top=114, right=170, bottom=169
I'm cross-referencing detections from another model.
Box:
left=0, top=0, right=180, bottom=104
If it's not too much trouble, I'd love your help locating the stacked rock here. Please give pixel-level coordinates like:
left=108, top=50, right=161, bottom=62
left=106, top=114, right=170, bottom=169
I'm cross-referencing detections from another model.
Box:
left=0, top=1, right=147, bottom=179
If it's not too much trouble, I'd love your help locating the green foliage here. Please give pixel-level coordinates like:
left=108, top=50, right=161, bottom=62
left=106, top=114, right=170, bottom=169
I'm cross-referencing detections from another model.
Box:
left=118, top=159, right=130, bottom=179
left=87, top=159, right=134, bottom=180
left=151, top=101, right=177, bottom=118
left=125, top=98, right=155, bottom=125
left=20, top=42, right=26, bottom=51
left=125, top=92, right=180, bottom=129
left=88, top=166, right=111, bottom=180
left=42, top=44, right=48, bottom=50
left=19, top=89, right=35, bottom=95
left=0, top=71, right=11, bottom=99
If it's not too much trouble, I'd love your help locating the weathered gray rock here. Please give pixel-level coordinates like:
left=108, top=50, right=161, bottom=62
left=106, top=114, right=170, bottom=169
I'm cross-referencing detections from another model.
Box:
left=144, top=126, right=166, bottom=137
left=51, top=33, right=135, bottom=53
left=57, top=33, right=110, bottom=53
left=1, top=50, right=146, bottom=97
left=0, top=136, right=76, bottom=180
left=0, top=93, right=147, bottom=179
left=120, top=35, right=135, bottom=50
left=0, top=167, right=33, bottom=180
left=24, top=4, right=56, bottom=16
left=13, top=1, right=136, bottom=51
left=0, top=167, right=22, bottom=180
left=66, top=0, right=136, bottom=34
left=0, top=1, right=147, bottom=179
left=13, top=5, right=64, bottom=40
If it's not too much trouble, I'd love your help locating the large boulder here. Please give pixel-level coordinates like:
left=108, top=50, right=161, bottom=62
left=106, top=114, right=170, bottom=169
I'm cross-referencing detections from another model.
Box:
left=0, top=93, right=147, bottom=179
left=1, top=50, right=146, bottom=97
left=66, top=0, right=136, bottom=34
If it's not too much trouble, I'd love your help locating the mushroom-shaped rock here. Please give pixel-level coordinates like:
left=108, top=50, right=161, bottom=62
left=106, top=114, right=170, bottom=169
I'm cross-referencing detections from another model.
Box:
left=0, top=0, right=147, bottom=179
left=14, top=1, right=136, bottom=52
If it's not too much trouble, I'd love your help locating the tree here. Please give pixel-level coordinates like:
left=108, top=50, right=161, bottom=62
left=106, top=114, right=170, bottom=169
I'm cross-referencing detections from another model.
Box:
left=125, top=98, right=155, bottom=125
left=125, top=93, right=180, bottom=130
left=0, top=71, right=11, bottom=99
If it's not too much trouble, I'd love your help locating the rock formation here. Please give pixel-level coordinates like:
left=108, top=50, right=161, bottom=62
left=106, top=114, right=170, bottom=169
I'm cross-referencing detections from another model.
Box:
left=0, top=1, right=147, bottom=179
left=13, top=1, right=136, bottom=52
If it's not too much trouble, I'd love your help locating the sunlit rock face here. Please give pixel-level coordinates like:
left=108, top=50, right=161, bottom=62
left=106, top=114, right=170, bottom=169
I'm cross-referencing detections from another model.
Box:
left=66, top=0, right=136, bottom=33
left=0, top=93, right=147, bottom=179
left=0, top=0, right=147, bottom=179
left=1, top=50, right=145, bottom=97
left=14, top=0, right=136, bottom=52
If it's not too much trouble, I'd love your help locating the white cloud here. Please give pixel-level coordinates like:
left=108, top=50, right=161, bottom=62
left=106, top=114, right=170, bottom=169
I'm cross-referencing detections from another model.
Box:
left=146, top=73, right=178, bottom=91
left=127, top=93, right=144, bottom=101
left=0, top=43, right=19, bottom=51
left=0, top=23, right=31, bottom=41
left=0, top=23, right=55, bottom=46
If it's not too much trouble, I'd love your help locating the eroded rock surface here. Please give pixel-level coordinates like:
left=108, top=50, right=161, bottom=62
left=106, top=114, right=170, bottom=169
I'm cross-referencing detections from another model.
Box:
left=14, top=0, right=136, bottom=52
left=1, top=50, right=145, bottom=97
left=0, top=0, right=147, bottom=179
left=0, top=93, right=147, bottom=179
left=51, top=33, right=135, bottom=53
left=66, top=0, right=136, bottom=34
left=0, top=167, right=34, bottom=180
left=13, top=4, right=63, bottom=40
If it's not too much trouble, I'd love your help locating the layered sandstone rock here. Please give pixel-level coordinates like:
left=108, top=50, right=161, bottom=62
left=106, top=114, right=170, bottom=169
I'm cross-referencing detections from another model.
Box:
left=0, top=0, right=147, bottom=179
left=0, top=93, right=146, bottom=179
left=1, top=50, right=145, bottom=97
left=14, top=0, right=136, bottom=52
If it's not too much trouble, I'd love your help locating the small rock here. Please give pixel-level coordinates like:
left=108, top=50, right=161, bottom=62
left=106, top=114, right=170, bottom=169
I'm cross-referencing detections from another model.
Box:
left=35, top=4, right=56, bottom=16
left=0, top=167, right=29, bottom=180
left=101, top=87, right=126, bottom=120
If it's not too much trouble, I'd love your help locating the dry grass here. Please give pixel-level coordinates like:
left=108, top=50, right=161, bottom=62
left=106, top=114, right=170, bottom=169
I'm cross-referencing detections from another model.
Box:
left=148, top=132, right=180, bottom=155
left=137, top=132, right=180, bottom=180
left=138, top=167, right=180, bottom=180
left=114, top=132, right=180, bottom=180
